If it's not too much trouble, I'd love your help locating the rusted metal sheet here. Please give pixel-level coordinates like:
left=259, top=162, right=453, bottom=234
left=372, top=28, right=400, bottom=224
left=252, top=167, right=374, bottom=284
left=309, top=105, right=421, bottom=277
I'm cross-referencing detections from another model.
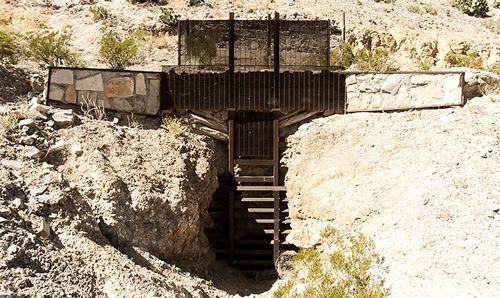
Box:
left=163, top=68, right=345, bottom=112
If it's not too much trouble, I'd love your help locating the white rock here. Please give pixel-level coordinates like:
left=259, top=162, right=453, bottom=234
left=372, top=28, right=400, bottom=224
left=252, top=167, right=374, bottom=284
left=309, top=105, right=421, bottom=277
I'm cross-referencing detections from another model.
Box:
left=30, top=103, right=51, bottom=115
left=70, top=145, right=83, bottom=156
left=18, top=119, right=36, bottom=128
left=490, top=204, right=500, bottom=212
left=30, top=186, right=47, bottom=197
left=1, top=159, right=23, bottom=170
left=24, top=146, right=43, bottom=159
left=42, top=162, right=54, bottom=169
left=37, top=218, right=51, bottom=238
left=47, top=140, right=68, bottom=154
left=12, top=198, right=25, bottom=209
left=52, top=111, right=74, bottom=127
left=0, top=216, right=7, bottom=223
left=479, top=148, right=488, bottom=158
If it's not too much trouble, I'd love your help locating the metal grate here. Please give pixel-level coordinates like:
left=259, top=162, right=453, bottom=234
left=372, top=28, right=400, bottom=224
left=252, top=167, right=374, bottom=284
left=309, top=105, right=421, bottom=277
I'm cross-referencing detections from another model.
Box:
left=233, top=111, right=275, bottom=157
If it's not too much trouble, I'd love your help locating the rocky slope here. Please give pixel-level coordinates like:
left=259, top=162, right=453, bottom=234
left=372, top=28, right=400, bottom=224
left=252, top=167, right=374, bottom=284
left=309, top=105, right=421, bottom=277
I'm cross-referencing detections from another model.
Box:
left=282, top=70, right=500, bottom=297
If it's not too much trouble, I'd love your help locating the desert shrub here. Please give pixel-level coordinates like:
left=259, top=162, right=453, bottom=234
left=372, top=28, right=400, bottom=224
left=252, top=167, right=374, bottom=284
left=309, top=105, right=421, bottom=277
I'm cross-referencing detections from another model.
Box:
left=0, top=115, right=18, bottom=132
left=444, top=50, right=483, bottom=69
left=25, top=30, right=81, bottom=67
left=408, top=5, right=423, bottom=14
left=158, top=8, right=180, bottom=26
left=417, top=58, right=433, bottom=70
left=424, top=5, right=438, bottom=15
left=488, top=63, right=500, bottom=75
left=482, top=18, right=500, bottom=34
left=352, top=47, right=398, bottom=71
left=188, top=0, right=205, bottom=6
left=161, top=116, right=189, bottom=135
left=330, top=42, right=355, bottom=69
left=451, top=0, right=489, bottom=17
left=89, top=5, right=109, bottom=21
left=273, top=227, right=386, bottom=298
left=0, top=29, right=18, bottom=64
left=98, top=31, right=138, bottom=70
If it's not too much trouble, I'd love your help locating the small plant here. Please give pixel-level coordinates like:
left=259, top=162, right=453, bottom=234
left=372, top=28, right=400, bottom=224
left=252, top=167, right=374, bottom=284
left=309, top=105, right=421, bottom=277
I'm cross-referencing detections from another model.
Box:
left=273, top=227, right=387, bottom=298
left=417, top=58, right=433, bottom=70
left=451, top=0, right=489, bottom=17
left=0, top=115, right=18, bottom=132
left=352, top=47, right=398, bottom=71
left=80, top=94, right=107, bottom=120
left=482, top=18, right=500, bottom=34
left=161, top=116, right=189, bottom=135
left=25, top=30, right=81, bottom=67
left=424, top=5, right=438, bottom=15
left=330, top=41, right=355, bottom=69
left=487, top=63, right=500, bottom=75
left=444, top=50, right=483, bottom=69
left=408, top=5, right=423, bottom=14
left=89, top=5, right=109, bottom=21
left=98, top=31, right=138, bottom=70
left=0, top=28, right=19, bottom=64
left=188, top=0, right=205, bottom=6
left=158, top=8, right=180, bottom=27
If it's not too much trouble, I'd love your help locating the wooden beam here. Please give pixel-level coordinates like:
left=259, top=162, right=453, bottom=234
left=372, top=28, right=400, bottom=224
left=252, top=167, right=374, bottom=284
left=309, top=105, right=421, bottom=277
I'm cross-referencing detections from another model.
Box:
left=278, top=111, right=320, bottom=129
left=191, top=124, right=228, bottom=142
left=188, top=112, right=228, bottom=133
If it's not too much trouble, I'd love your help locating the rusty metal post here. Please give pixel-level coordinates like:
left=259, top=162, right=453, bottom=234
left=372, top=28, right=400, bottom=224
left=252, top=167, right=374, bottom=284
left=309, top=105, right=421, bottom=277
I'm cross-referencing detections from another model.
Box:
left=229, top=12, right=235, bottom=108
left=274, top=12, right=280, bottom=110
left=228, top=112, right=235, bottom=266
left=272, top=111, right=280, bottom=263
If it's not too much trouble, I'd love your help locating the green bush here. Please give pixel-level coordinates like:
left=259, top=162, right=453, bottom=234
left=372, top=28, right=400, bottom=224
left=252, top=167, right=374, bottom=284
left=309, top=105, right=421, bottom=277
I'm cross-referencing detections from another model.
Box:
left=352, top=47, right=398, bottom=71
left=273, top=227, right=387, bottom=298
left=444, top=50, right=483, bottom=69
left=330, top=42, right=355, bottom=69
left=89, top=5, right=109, bottom=21
left=451, top=0, right=489, bottom=17
left=161, top=116, right=189, bottom=135
left=424, top=5, right=438, bottom=15
left=25, top=30, right=81, bottom=67
left=98, top=31, right=138, bottom=70
left=408, top=5, right=423, bottom=14
left=188, top=0, right=205, bottom=6
left=0, top=29, right=18, bottom=64
left=158, top=8, right=180, bottom=26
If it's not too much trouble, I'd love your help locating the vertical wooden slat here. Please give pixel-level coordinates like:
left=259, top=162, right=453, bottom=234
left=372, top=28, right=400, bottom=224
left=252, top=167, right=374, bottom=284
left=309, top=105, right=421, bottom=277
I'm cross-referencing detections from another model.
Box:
left=228, top=113, right=235, bottom=266
left=273, top=112, right=280, bottom=262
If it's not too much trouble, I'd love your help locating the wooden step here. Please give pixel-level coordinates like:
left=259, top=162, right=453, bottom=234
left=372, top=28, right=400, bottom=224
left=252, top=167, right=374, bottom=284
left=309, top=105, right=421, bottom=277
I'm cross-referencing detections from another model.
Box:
left=240, top=197, right=274, bottom=202
left=236, top=207, right=275, bottom=213
left=234, top=176, right=274, bottom=183
left=234, top=159, right=275, bottom=166
left=282, top=219, right=291, bottom=224
left=281, top=229, right=292, bottom=235
left=236, top=185, right=286, bottom=191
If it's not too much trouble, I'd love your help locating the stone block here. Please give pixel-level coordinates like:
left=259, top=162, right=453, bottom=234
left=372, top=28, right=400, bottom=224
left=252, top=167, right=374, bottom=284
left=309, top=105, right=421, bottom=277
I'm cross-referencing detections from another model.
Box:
left=112, top=98, right=134, bottom=112
left=75, top=70, right=98, bottom=79
left=48, top=85, right=65, bottom=101
left=75, top=74, right=104, bottom=91
left=381, top=74, right=403, bottom=95
left=136, top=73, right=147, bottom=96
left=105, top=77, right=134, bottom=98
left=51, top=69, right=73, bottom=85
left=146, top=79, right=161, bottom=115
left=65, top=85, right=77, bottom=104
left=410, top=74, right=433, bottom=85
left=443, top=88, right=463, bottom=105
left=442, top=75, right=460, bottom=92
left=345, top=75, right=357, bottom=86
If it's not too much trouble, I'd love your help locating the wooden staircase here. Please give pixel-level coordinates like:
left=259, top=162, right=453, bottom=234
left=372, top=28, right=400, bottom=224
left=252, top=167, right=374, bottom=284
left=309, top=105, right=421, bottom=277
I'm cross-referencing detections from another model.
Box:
left=206, top=111, right=293, bottom=271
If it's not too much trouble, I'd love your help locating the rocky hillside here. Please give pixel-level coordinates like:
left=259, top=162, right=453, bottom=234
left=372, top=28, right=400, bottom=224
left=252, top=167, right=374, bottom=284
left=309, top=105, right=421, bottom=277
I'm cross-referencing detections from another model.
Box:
left=1, top=0, right=500, bottom=297
left=1, top=0, right=499, bottom=72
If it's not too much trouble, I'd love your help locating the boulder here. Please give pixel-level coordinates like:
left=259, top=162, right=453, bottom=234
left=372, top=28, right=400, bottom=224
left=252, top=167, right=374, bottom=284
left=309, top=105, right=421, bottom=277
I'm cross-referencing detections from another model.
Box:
left=52, top=110, right=74, bottom=127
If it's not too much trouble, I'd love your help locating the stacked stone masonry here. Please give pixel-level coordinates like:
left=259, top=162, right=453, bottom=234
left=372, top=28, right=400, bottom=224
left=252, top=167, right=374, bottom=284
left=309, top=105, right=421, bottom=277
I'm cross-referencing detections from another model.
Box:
left=345, top=72, right=464, bottom=112
left=48, top=68, right=161, bottom=115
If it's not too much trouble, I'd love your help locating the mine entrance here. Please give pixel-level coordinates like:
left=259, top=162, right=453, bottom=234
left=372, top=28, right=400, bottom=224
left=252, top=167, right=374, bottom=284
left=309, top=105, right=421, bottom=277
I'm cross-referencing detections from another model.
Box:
left=162, top=12, right=345, bottom=271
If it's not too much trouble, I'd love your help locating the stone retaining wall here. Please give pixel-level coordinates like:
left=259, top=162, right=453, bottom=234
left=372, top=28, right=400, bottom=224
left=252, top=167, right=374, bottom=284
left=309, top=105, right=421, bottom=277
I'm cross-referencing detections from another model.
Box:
left=345, top=72, right=464, bottom=112
left=47, top=68, right=162, bottom=115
